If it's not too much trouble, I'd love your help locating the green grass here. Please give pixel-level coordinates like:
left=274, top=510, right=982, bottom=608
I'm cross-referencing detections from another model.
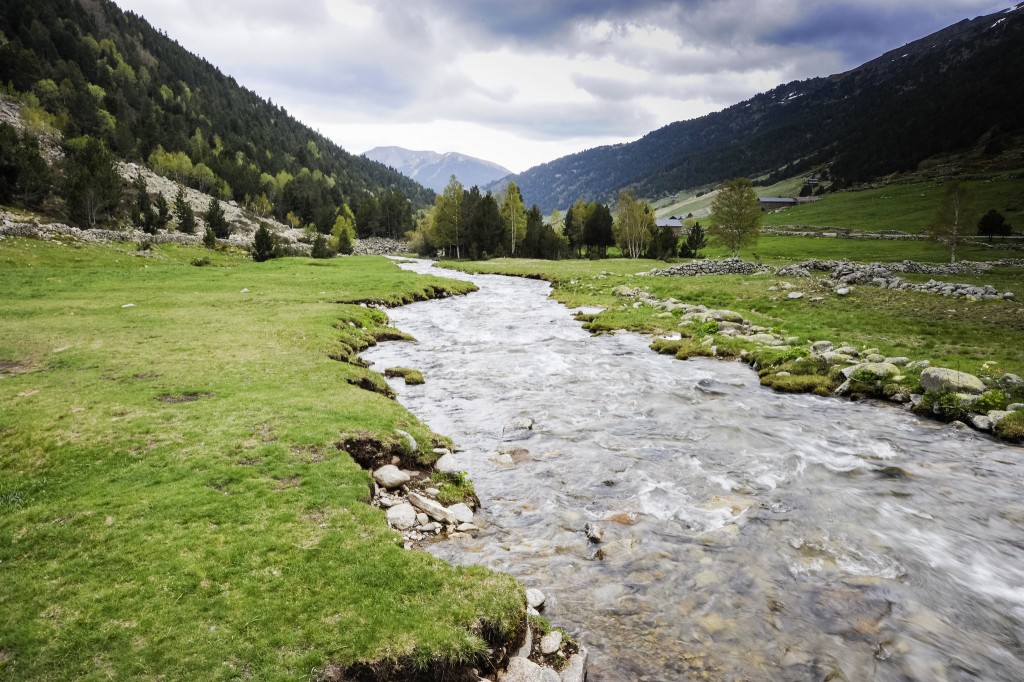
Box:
left=761, top=173, right=1024, bottom=233
left=0, top=239, right=524, bottom=681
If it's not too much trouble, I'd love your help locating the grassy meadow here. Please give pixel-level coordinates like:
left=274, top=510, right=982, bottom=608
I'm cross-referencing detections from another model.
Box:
left=0, top=240, right=524, bottom=681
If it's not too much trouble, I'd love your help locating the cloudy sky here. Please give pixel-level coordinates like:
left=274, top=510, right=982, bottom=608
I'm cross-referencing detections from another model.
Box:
left=116, top=0, right=1009, bottom=173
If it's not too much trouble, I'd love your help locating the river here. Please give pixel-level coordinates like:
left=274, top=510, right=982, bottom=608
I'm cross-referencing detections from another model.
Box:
left=361, top=259, right=1024, bottom=681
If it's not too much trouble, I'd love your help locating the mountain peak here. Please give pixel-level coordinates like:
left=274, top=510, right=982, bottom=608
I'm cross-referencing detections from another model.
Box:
left=363, top=146, right=512, bottom=193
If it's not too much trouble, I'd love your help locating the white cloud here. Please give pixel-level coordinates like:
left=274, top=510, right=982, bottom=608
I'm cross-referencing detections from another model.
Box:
left=116, top=0, right=1009, bottom=173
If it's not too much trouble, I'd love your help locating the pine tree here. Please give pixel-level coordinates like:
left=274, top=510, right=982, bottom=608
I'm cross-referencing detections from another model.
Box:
left=252, top=222, right=277, bottom=261
left=205, top=195, right=230, bottom=238
left=63, top=135, right=122, bottom=228
left=174, top=187, right=197, bottom=234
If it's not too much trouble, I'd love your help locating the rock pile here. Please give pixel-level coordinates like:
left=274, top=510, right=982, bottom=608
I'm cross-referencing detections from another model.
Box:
left=370, top=449, right=481, bottom=548
left=648, top=257, right=772, bottom=277
left=352, top=237, right=410, bottom=256
left=494, top=587, right=588, bottom=682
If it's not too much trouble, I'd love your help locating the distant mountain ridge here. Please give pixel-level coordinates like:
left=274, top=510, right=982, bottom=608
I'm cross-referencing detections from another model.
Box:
left=496, top=3, right=1024, bottom=213
left=363, top=146, right=512, bottom=193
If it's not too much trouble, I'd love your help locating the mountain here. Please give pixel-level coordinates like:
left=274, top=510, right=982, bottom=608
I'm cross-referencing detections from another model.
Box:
left=499, top=3, right=1024, bottom=213
left=0, top=0, right=433, bottom=230
left=363, top=146, right=512, bottom=193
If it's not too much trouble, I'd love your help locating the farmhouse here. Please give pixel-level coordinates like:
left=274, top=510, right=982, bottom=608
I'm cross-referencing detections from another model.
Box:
left=655, top=215, right=685, bottom=237
left=759, top=197, right=798, bottom=211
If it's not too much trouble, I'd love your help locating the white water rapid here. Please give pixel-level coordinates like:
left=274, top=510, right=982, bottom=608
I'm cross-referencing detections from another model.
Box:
left=362, top=260, right=1024, bottom=681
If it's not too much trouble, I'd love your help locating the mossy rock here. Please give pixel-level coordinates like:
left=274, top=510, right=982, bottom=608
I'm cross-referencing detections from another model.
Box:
left=385, top=367, right=425, bottom=385
left=994, top=410, right=1024, bottom=442
left=761, top=372, right=837, bottom=396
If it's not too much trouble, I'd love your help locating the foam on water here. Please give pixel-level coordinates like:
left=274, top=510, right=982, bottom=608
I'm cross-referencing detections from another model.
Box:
left=363, top=259, right=1024, bottom=681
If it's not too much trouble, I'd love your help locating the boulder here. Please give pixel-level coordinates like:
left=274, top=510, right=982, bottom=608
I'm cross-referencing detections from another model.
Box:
left=842, top=362, right=901, bottom=380
left=810, top=340, right=834, bottom=354
left=542, top=669, right=560, bottom=682
left=786, top=291, right=804, bottom=299
left=998, top=373, right=1024, bottom=390
left=987, top=410, right=1012, bottom=426
left=372, top=464, right=411, bottom=490
left=526, top=588, right=546, bottom=610
left=386, top=503, right=417, bottom=530
left=407, top=492, right=458, bottom=525
left=394, top=429, right=418, bottom=453
left=707, top=309, right=744, bottom=323
left=448, top=503, right=475, bottom=524
left=560, top=647, right=589, bottom=682
left=919, top=367, right=986, bottom=395
left=540, top=630, right=563, bottom=655
left=969, top=415, right=992, bottom=432
left=434, top=452, right=462, bottom=474
left=499, top=657, right=545, bottom=682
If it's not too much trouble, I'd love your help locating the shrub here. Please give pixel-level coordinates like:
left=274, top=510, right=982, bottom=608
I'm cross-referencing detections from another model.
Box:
left=202, top=227, right=217, bottom=249
left=190, top=256, right=211, bottom=267
left=310, top=233, right=333, bottom=259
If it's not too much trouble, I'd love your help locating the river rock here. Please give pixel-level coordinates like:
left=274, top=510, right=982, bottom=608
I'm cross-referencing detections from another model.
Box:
left=835, top=346, right=859, bottom=357
left=416, top=512, right=429, bottom=526
left=372, top=464, right=411, bottom=490
left=499, top=656, right=544, bottom=682
left=526, top=588, right=546, bottom=610
left=448, top=503, right=475, bottom=524
left=456, top=522, right=479, bottom=532
left=584, top=522, right=604, bottom=543
left=407, top=492, right=458, bottom=525
left=541, top=669, right=560, bottom=682
left=540, top=630, right=563, bottom=655
left=919, top=367, right=986, bottom=395
left=514, top=622, right=533, bottom=659
left=987, top=410, right=1012, bottom=426
left=560, top=647, right=588, bottom=682
left=842, top=362, right=901, bottom=380
left=395, top=429, right=418, bottom=453
left=595, top=537, right=637, bottom=560
left=435, top=452, right=461, bottom=473
left=970, top=415, right=992, bottom=432
left=386, top=503, right=417, bottom=530
left=707, top=309, right=744, bottom=323
left=818, top=351, right=857, bottom=366
left=998, top=373, right=1024, bottom=390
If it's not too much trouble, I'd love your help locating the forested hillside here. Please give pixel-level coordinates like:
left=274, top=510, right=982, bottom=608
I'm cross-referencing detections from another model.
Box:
left=0, top=0, right=432, bottom=232
left=499, top=4, right=1024, bottom=213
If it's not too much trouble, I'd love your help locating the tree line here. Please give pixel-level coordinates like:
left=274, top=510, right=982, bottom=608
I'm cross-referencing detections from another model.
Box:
left=410, top=176, right=762, bottom=261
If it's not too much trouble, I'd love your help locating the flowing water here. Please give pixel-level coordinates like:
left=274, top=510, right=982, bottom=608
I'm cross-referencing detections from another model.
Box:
left=362, top=260, right=1024, bottom=681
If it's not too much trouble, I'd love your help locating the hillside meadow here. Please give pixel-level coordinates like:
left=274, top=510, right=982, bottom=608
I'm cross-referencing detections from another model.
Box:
left=0, top=239, right=524, bottom=681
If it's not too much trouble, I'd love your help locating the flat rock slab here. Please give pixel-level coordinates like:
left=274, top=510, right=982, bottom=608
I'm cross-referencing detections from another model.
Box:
left=407, top=492, right=457, bottom=525
left=920, top=367, right=985, bottom=395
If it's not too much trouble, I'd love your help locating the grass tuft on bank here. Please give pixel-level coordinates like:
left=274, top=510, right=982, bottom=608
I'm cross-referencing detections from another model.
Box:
left=0, top=240, right=523, bottom=681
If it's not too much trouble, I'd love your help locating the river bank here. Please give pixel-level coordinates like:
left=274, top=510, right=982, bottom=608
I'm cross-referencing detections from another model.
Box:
left=363, top=258, right=1024, bottom=680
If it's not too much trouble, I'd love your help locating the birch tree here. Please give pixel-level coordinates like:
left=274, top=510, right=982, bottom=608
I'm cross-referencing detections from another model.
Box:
left=613, top=190, right=655, bottom=259
left=930, top=180, right=978, bottom=263
left=500, top=180, right=527, bottom=256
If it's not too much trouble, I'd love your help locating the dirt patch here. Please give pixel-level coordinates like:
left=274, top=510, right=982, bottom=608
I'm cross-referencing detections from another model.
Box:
left=0, top=360, right=32, bottom=375
left=272, top=476, right=302, bottom=491
left=336, top=431, right=409, bottom=470
left=233, top=457, right=263, bottom=467
left=345, top=375, right=395, bottom=399
left=157, top=391, right=214, bottom=403
left=290, top=444, right=331, bottom=464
